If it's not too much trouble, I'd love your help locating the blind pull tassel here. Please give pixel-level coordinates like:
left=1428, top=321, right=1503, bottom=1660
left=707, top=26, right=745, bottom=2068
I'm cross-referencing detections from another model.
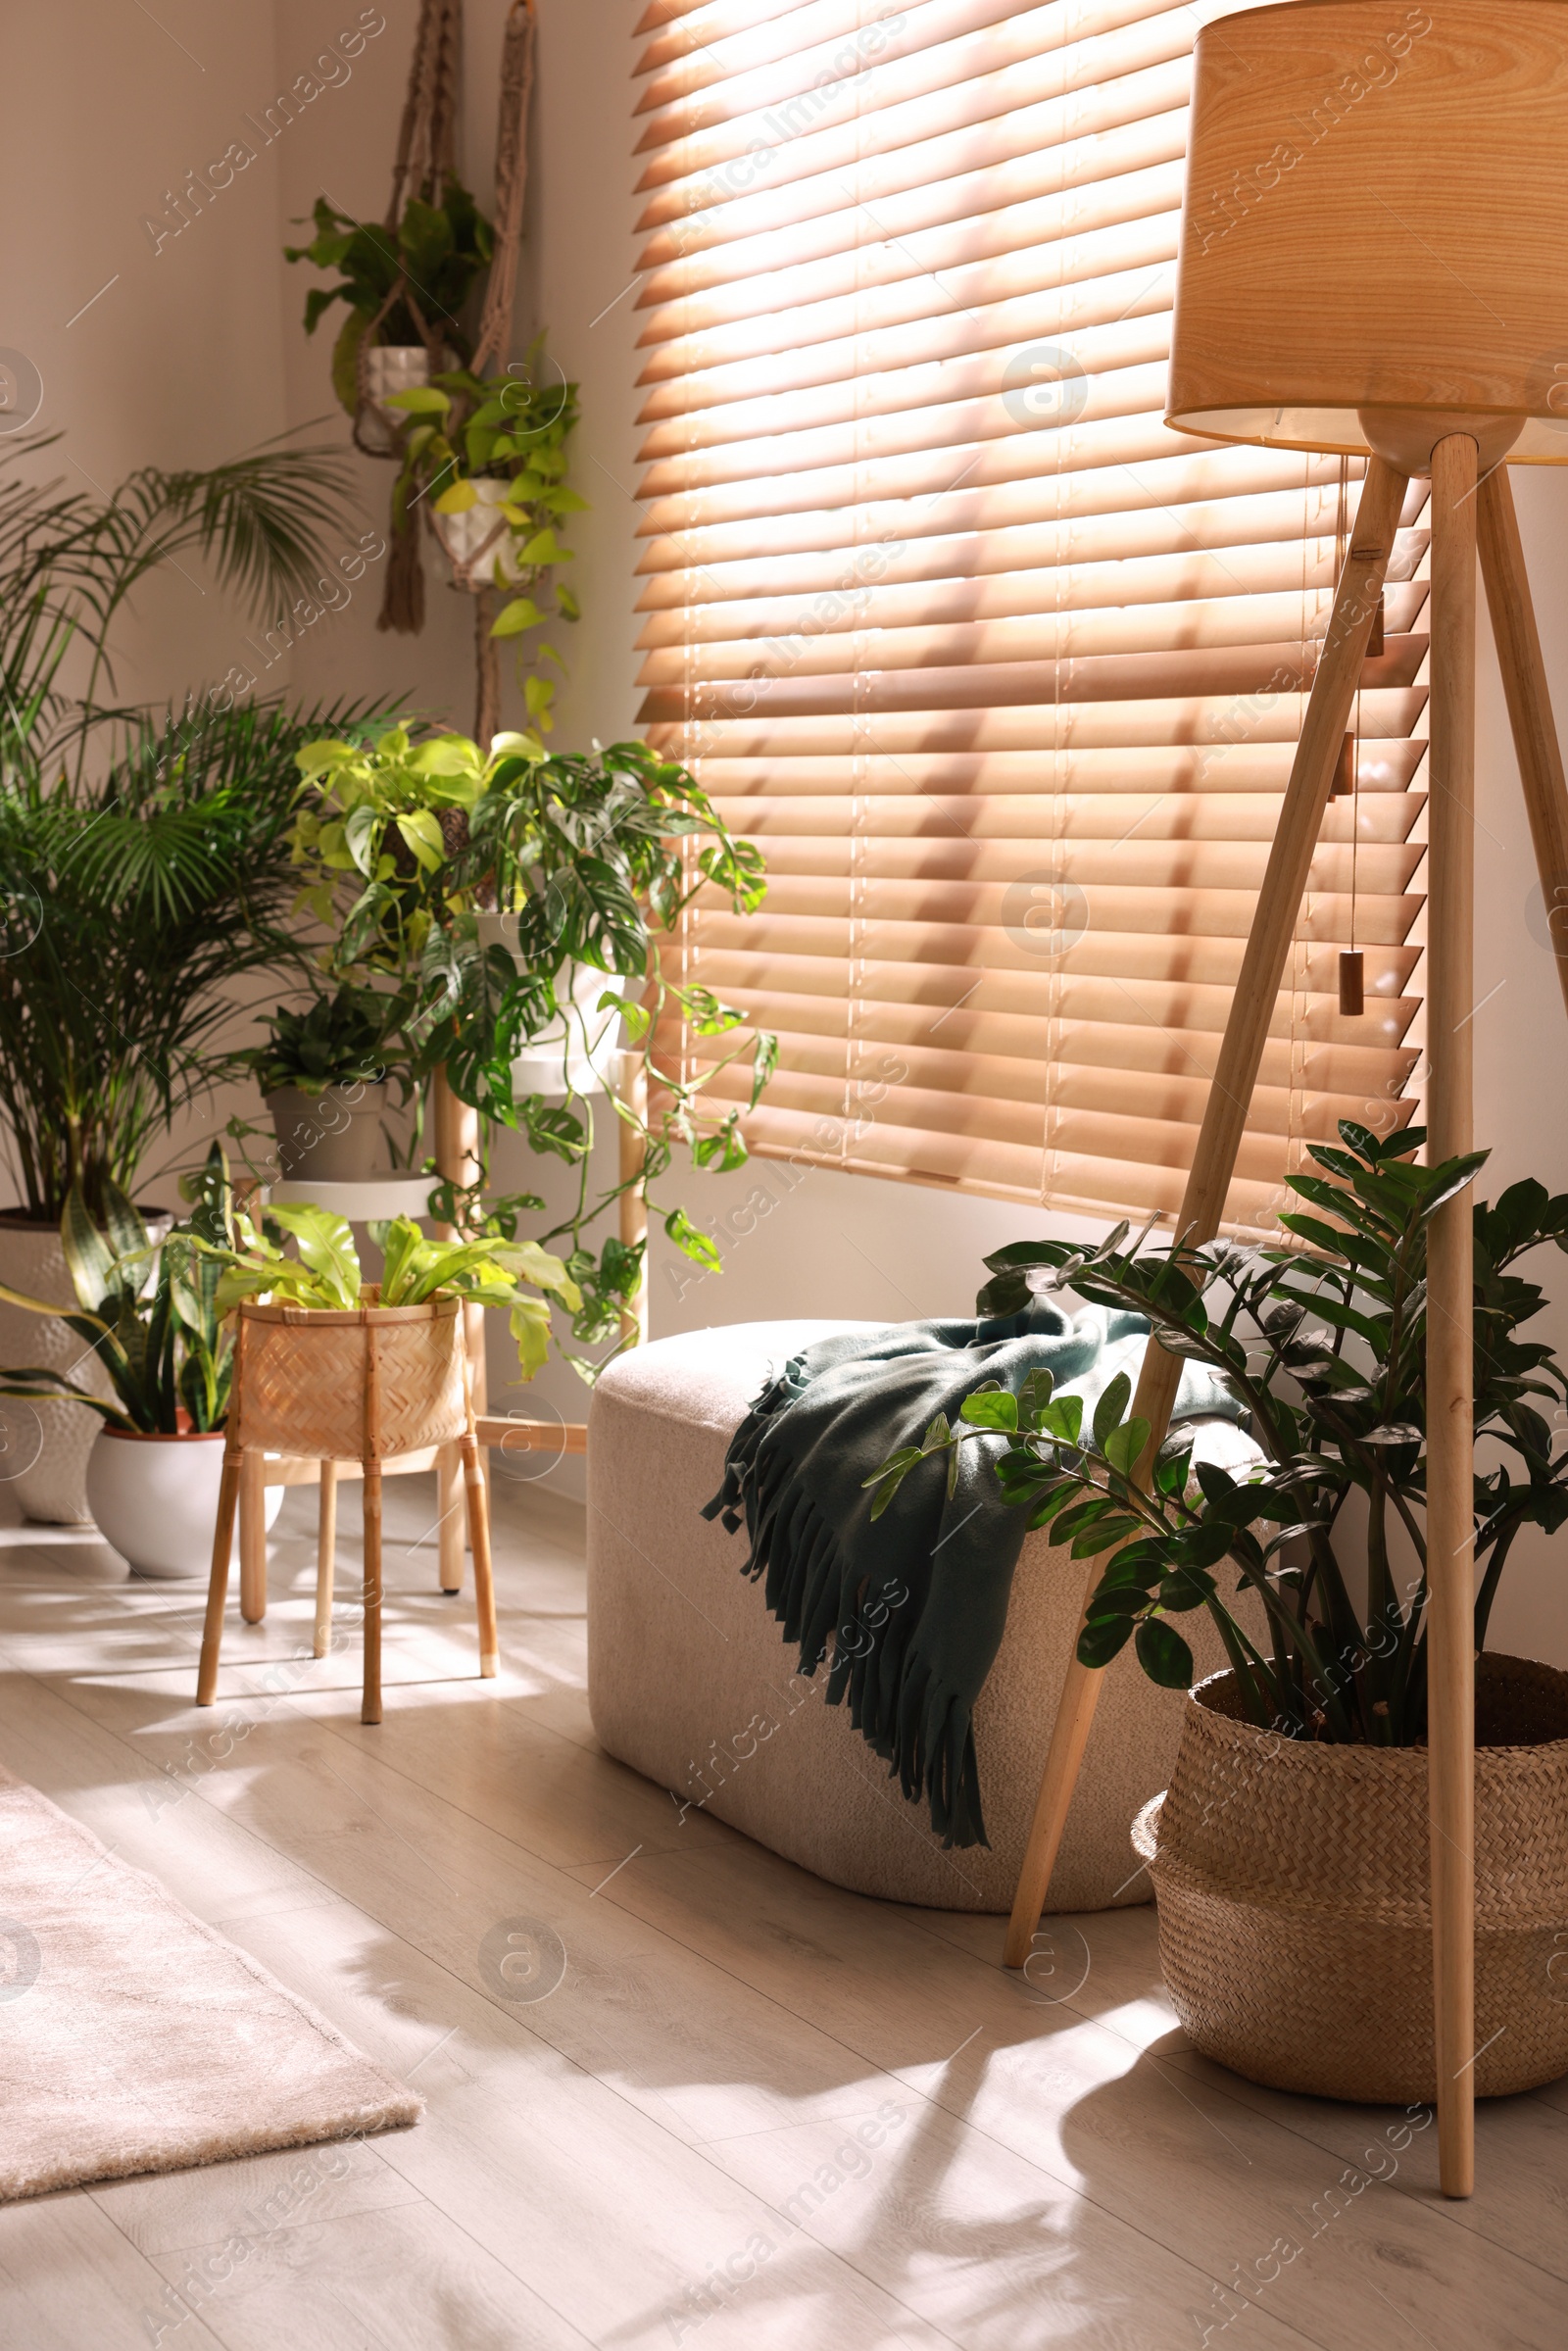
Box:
left=1339, top=950, right=1365, bottom=1017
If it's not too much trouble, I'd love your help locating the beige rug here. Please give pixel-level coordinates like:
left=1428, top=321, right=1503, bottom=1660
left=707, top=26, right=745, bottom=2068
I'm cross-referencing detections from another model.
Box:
left=0, top=1765, right=419, bottom=2201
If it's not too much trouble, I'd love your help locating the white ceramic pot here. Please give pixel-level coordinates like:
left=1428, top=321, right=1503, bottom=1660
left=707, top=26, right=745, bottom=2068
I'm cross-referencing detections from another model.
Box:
left=429, top=478, right=524, bottom=589
left=84, top=1428, right=283, bottom=1581
left=364, top=343, right=429, bottom=420
left=265, top=1083, right=390, bottom=1182
left=475, top=922, right=630, bottom=1098
left=0, top=1210, right=168, bottom=1525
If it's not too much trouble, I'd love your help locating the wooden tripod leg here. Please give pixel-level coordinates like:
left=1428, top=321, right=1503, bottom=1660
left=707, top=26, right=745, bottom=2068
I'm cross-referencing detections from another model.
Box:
left=1003, top=455, right=1412, bottom=1971
left=1477, top=465, right=1568, bottom=1020
left=1427, top=433, right=1479, bottom=2199
left=437, top=1442, right=466, bottom=1593
left=361, top=1315, right=383, bottom=1727
left=314, top=1460, right=338, bottom=1659
left=362, top=1463, right=383, bottom=1725
left=197, top=1450, right=243, bottom=1707
left=463, top=1433, right=499, bottom=1678
left=239, top=1450, right=267, bottom=1623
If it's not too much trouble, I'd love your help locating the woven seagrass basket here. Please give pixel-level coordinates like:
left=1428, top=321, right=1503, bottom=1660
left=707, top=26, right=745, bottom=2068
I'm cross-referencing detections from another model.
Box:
left=234, top=1292, right=466, bottom=1462
left=1132, top=1655, right=1568, bottom=2102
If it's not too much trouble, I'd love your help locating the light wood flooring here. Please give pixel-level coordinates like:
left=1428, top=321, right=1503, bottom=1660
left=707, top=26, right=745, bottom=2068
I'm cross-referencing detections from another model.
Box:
left=0, top=1471, right=1563, bottom=2351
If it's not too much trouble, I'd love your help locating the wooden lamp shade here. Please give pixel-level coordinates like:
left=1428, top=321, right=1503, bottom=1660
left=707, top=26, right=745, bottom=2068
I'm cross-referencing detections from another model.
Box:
left=1168, top=0, right=1568, bottom=468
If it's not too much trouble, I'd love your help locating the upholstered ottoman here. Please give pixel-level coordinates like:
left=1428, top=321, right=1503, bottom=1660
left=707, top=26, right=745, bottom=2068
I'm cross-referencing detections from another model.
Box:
left=587, top=1320, right=1243, bottom=1914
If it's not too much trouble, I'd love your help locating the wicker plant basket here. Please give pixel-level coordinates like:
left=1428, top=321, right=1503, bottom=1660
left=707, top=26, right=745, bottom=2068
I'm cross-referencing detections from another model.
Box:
left=234, top=1292, right=466, bottom=1462
left=1132, top=1654, right=1568, bottom=2102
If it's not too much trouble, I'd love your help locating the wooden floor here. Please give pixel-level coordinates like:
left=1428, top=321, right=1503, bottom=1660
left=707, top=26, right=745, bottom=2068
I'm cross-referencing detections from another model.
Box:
left=0, top=1473, right=1563, bottom=2351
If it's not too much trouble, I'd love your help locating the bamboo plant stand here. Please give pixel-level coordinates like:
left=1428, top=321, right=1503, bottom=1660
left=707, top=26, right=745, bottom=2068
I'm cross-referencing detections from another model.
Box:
left=197, top=1295, right=499, bottom=1726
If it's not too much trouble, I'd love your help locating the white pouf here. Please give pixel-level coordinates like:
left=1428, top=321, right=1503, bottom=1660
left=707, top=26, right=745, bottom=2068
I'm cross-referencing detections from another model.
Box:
left=587, top=1320, right=1249, bottom=1915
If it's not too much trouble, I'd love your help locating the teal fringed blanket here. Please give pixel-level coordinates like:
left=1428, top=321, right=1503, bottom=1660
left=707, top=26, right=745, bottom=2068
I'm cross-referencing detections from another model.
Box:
left=702, top=1300, right=1243, bottom=1848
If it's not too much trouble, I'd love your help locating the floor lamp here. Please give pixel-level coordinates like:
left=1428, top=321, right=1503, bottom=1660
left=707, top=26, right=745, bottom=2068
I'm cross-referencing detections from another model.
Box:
left=1004, top=0, right=1568, bottom=2199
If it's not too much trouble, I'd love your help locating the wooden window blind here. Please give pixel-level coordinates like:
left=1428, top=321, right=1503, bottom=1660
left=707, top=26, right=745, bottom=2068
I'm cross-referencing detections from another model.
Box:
left=631, top=0, right=1429, bottom=1232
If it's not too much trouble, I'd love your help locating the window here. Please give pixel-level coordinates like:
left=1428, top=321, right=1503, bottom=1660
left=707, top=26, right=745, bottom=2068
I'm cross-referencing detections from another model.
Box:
left=632, top=0, right=1429, bottom=1231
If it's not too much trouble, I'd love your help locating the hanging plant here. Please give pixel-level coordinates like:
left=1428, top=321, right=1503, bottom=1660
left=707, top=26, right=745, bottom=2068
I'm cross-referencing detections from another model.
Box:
left=386, top=356, right=582, bottom=740
left=284, top=183, right=494, bottom=420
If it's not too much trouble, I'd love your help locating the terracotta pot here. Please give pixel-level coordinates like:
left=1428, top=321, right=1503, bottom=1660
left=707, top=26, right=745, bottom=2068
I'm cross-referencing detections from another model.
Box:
left=265, top=1083, right=389, bottom=1183
left=1133, top=1655, right=1568, bottom=2102
left=0, top=1207, right=170, bottom=1525
left=85, top=1427, right=283, bottom=1581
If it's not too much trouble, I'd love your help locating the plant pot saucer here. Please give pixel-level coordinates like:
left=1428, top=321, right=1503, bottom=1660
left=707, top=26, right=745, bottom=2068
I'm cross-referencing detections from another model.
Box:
left=267, top=1176, right=436, bottom=1221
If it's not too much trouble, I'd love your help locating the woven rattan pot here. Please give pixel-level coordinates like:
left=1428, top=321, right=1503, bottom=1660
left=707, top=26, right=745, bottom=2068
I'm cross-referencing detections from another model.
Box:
left=234, top=1292, right=466, bottom=1461
left=1132, top=1656, right=1568, bottom=2103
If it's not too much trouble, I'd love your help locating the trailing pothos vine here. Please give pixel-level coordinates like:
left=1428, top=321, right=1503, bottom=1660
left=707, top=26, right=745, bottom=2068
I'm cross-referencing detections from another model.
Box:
left=288, top=722, right=776, bottom=1372
left=869, top=1122, right=1568, bottom=1742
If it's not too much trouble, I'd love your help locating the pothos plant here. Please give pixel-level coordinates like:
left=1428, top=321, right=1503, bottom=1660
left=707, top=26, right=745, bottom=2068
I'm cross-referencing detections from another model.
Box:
left=287, top=724, right=775, bottom=1367
left=868, top=1122, right=1568, bottom=1745
left=385, top=359, right=582, bottom=736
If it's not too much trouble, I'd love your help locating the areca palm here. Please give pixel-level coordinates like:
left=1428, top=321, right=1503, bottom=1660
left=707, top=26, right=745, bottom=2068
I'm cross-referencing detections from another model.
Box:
left=0, top=427, right=393, bottom=1221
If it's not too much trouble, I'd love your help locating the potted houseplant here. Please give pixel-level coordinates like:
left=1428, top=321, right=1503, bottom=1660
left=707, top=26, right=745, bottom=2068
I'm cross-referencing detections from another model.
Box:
left=874, top=1122, right=1568, bottom=2102
left=0, top=1162, right=282, bottom=1579
left=385, top=356, right=582, bottom=736
left=196, top=1198, right=581, bottom=1380
left=284, top=184, right=494, bottom=432
left=0, top=431, right=382, bottom=1520
left=288, top=725, right=776, bottom=1366
left=239, top=984, right=407, bottom=1184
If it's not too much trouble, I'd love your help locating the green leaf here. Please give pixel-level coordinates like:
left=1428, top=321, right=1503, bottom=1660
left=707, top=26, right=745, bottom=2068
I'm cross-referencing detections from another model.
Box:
left=395, top=809, right=447, bottom=871
left=384, top=386, right=452, bottom=415
left=490, top=597, right=546, bottom=639
left=1070, top=1513, right=1142, bottom=1559
left=1092, top=1371, right=1132, bottom=1449
left=1135, top=1617, right=1195, bottom=1689
left=1039, top=1394, right=1085, bottom=1446
left=510, top=1297, right=552, bottom=1379
left=433, top=479, right=478, bottom=514
left=1078, top=1614, right=1136, bottom=1668
left=60, top=1186, right=117, bottom=1313
left=266, top=1205, right=361, bottom=1306
left=664, top=1207, right=721, bottom=1273
left=1102, top=1416, right=1152, bottom=1478
left=959, top=1387, right=1018, bottom=1432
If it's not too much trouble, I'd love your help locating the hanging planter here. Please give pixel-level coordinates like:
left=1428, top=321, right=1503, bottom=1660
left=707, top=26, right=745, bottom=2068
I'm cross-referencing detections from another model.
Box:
left=1133, top=1657, right=1568, bottom=2102
left=364, top=344, right=430, bottom=426
left=428, top=477, right=527, bottom=590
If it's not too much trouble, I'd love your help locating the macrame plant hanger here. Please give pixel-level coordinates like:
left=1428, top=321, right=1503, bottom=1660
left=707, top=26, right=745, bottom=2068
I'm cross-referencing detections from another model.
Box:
left=368, top=0, right=465, bottom=636
left=465, top=0, right=537, bottom=746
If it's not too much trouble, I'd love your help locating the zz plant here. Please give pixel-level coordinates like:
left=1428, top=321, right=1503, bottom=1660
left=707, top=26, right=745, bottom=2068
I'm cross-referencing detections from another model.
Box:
left=869, top=1123, right=1568, bottom=1744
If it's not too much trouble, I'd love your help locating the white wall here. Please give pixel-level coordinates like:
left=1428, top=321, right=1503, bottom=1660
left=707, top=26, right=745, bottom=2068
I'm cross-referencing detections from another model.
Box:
left=9, top=1, right=1568, bottom=1661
